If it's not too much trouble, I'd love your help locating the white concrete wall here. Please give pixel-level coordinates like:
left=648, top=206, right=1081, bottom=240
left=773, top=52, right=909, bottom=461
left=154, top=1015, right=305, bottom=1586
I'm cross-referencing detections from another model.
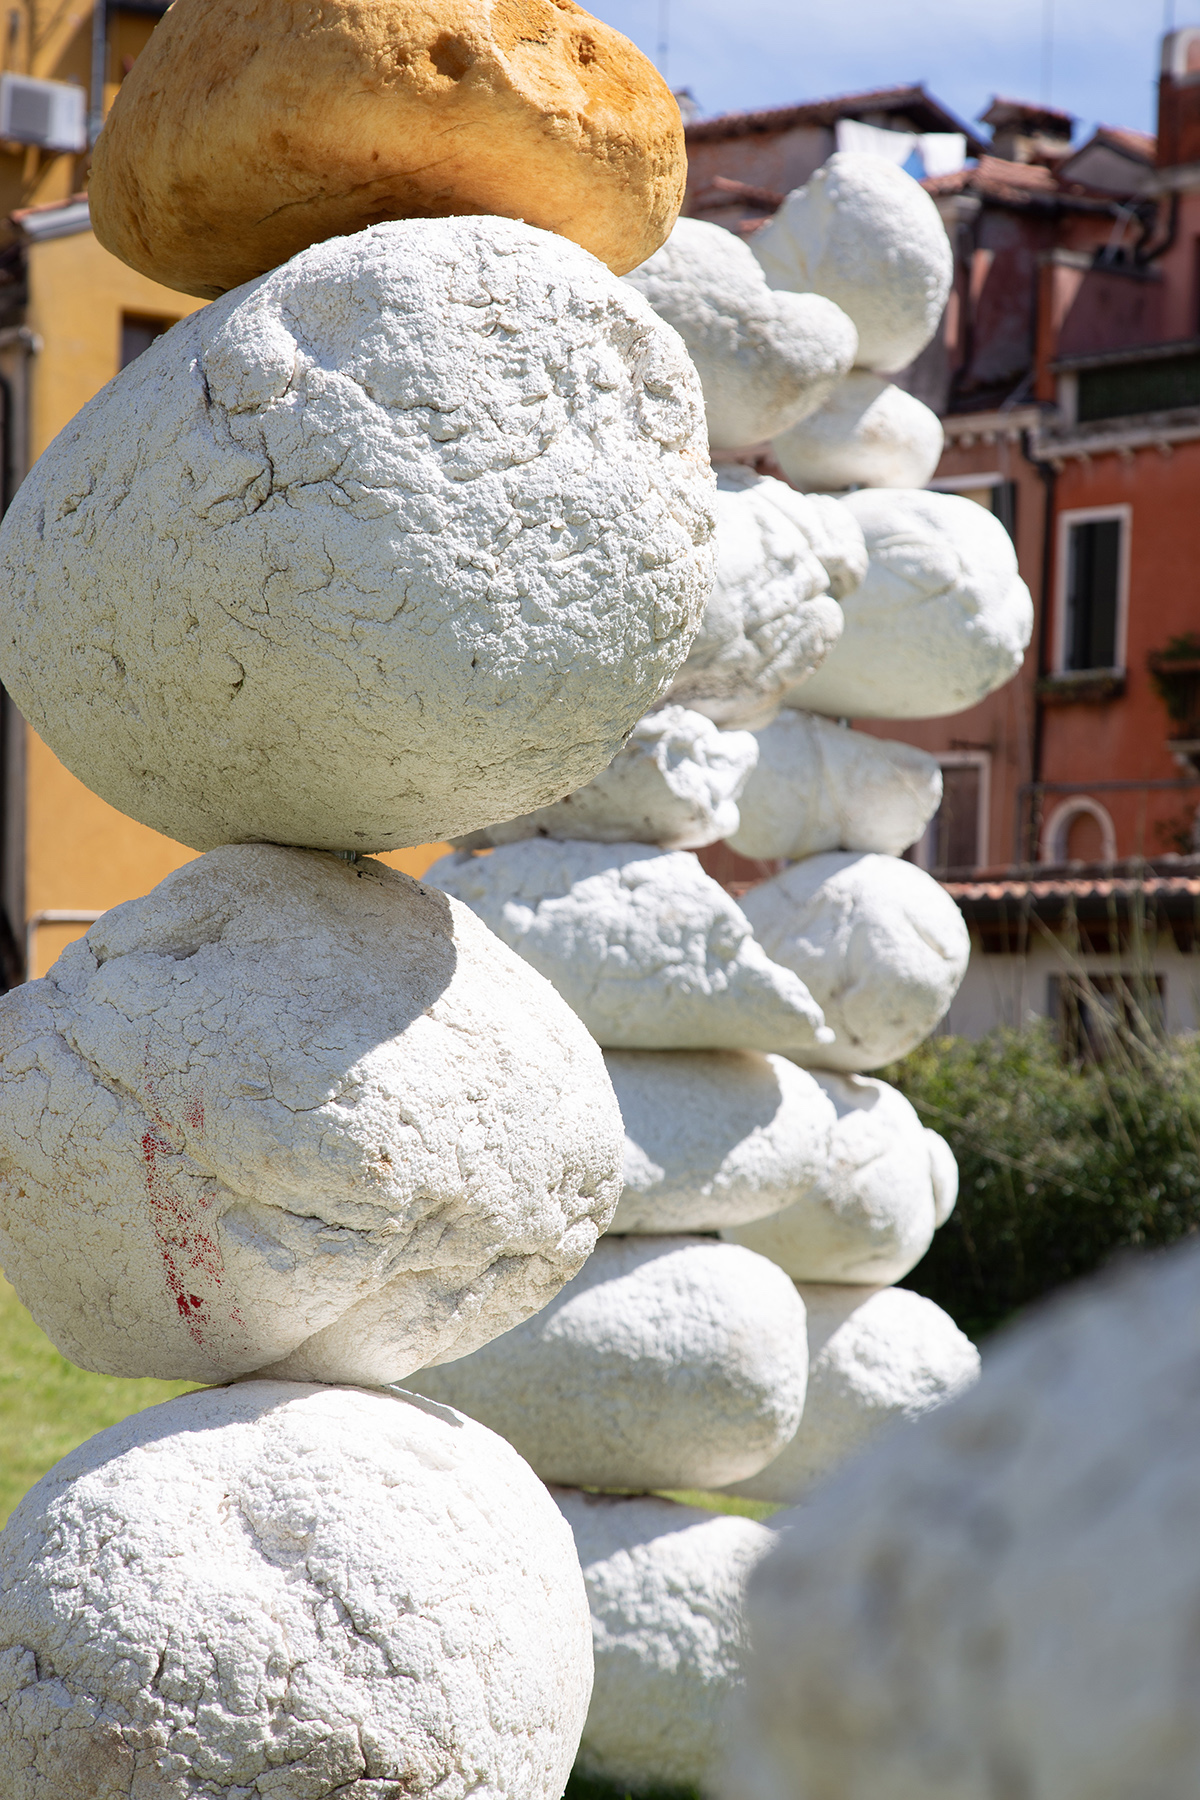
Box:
left=940, top=940, right=1200, bottom=1040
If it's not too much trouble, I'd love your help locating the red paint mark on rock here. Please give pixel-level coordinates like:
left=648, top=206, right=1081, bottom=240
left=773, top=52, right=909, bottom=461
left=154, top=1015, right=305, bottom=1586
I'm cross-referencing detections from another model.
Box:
left=183, top=1095, right=205, bottom=1131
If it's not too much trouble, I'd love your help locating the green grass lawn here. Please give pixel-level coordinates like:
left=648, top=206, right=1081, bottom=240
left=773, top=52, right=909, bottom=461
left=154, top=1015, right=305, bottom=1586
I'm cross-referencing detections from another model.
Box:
left=0, top=1274, right=196, bottom=1526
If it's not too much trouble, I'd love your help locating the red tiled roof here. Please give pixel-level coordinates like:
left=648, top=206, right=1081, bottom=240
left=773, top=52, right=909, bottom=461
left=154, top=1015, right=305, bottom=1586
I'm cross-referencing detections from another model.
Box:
left=1092, top=124, right=1157, bottom=163
left=685, top=83, right=988, bottom=157
left=922, top=154, right=1121, bottom=211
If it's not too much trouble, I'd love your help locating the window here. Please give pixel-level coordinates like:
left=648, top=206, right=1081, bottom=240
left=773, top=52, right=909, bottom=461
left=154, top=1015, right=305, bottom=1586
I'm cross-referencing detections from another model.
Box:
left=120, top=312, right=176, bottom=370
left=912, top=752, right=990, bottom=873
left=1055, top=506, right=1130, bottom=675
left=1049, top=972, right=1165, bottom=1062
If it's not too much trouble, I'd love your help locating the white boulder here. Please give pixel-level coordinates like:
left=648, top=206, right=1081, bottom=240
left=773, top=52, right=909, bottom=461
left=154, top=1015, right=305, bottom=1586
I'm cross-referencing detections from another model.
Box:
left=728, top=711, right=942, bottom=862
left=457, top=707, right=758, bottom=852
left=724, top=1284, right=980, bottom=1504
left=428, top=840, right=832, bottom=1053
left=771, top=372, right=945, bottom=492
left=667, top=467, right=844, bottom=730
left=0, top=217, right=716, bottom=854
left=0, top=1382, right=593, bottom=1800
left=794, top=489, right=1034, bottom=721
left=558, top=1490, right=770, bottom=1796
left=606, top=1049, right=836, bottom=1234
left=756, top=483, right=869, bottom=600
left=742, top=852, right=970, bottom=1070
left=751, top=152, right=953, bottom=373
left=727, top=1241, right=1200, bottom=1800
left=0, top=845, right=623, bottom=1386
left=624, top=216, right=857, bottom=449
left=721, top=1073, right=955, bottom=1284
left=409, top=1237, right=809, bottom=1491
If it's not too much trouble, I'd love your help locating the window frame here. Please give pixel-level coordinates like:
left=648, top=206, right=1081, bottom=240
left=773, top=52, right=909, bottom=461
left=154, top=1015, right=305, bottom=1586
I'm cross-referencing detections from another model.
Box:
left=1053, top=503, right=1132, bottom=677
left=911, top=750, right=992, bottom=874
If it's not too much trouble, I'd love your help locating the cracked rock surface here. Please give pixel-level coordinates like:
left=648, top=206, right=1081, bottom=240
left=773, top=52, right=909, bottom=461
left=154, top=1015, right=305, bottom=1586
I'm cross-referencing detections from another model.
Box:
left=0, top=845, right=622, bottom=1386
left=456, top=706, right=758, bottom=852
left=0, top=217, right=715, bottom=854
left=555, top=1491, right=770, bottom=1796
left=721, top=1073, right=955, bottom=1285
left=771, top=372, right=944, bottom=493
left=752, top=152, right=953, bottom=374
left=724, top=1244, right=1200, bottom=1800
left=794, top=489, right=1034, bottom=721
left=743, top=853, right=970, bottom=1071
left=0, top=1381, right=593, bottom=1800
left=409, top=1237, right=809, bottom=1490
left=604, top=1049, right=836, bottom=1234
left=624, top=217, right=857, bottom=449
left=666, top=467, right=844, bottom=730
left=724, top=1284, right=980, bottom=1504
left=427, top=840, right=830, bottom=1052
left=729, top=711, right=943, bottom=863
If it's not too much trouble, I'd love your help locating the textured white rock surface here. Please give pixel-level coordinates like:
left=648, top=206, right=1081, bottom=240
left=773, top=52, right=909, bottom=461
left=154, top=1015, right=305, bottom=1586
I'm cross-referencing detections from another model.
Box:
left=625, top=216, right=857, bottom=449
left=557, top=1490, right=770, bottom=1796
left=0, top=845, right=623, bottom=1386
left=0, top=1382, right=593, bottom=1800
left=721, top=1072, right=954, bottom=1284
left=0, top=217, right=716, bottom=854
left=724, top=1284, right=980, bottom=1504
left=729, top=711, right=942, bottom=862
left=742, top=852, right=971, bottom=1072
left=427, top=840, right=831, bottom=1052
left=409, top=1237, right=809, bottom=1490
left=756, top=484, right=869, bottom=600
left=771, top=371, right=945, bottom=492
left=752, top=152, right=953, bottom=372
left=605, top=1049, right=836, bottom=1234
left=456, top=707, right=758, bottom=852
left=667, top=467, right=844, bottom=730
left=794, top=489, right=1034, bottom=721
left=726, top=1244, right=1200, bottom=1800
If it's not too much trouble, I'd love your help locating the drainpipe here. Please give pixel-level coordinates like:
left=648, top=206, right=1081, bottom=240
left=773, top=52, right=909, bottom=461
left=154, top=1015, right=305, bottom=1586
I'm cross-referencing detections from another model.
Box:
left=1023, top=429, right=1057, bottom=866
left=88, top=0, right=107, bottom=147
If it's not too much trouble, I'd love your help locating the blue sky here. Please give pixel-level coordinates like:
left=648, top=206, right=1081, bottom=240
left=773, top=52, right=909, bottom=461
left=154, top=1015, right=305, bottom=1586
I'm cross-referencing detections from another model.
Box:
left=584, top=0, right=1180, bottom=143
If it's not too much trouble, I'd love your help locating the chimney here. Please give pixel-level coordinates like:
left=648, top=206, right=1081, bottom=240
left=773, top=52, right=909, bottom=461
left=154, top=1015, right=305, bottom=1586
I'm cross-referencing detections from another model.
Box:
left=980, top=97, right=1074, bottom=165
left=1157, top=28, right=1200, bottom=169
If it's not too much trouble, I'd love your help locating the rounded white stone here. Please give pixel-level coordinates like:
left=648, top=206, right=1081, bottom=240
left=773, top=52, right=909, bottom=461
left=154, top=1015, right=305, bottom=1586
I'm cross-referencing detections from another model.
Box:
left=0, top=217, right=716, bottom=854
left=753, top=483, right=869, bottom=600
left=728, top=711, right=943, bottom=862
left=741, top=852, right=970, bottom=1072
left=721, top=1072, right=951, bottom=1283
left=427, top=840, right=832, bottom=1053
left=724, top=1284, right=980, bottom=1504
left=794, top=489, right=1035, bottom=721
left=456, top=707, right=758, bottom=852
left=0, top=844, right=623, bottom=1386
left=605, top=1049, right=837, bottom=1234
left=667, top=467, right=844, bottom=730
left=727, top=1242, right=1200, bottom=1800
left=771, top=372, right=945, bottom=492
left=0, top=1382, right=593, bottom=1800
left=556, top=1490, right=771, bottom=1796
left=751, top=152, right=953, bottom=372
left=410, top=1237, right=809, bottom=1490
left=625, top=216, right=858, bottom=449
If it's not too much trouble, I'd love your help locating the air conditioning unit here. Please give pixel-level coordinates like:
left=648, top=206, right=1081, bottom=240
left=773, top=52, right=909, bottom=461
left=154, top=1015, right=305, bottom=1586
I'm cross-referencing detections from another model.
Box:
left=0, top=74, right=86, bottom=153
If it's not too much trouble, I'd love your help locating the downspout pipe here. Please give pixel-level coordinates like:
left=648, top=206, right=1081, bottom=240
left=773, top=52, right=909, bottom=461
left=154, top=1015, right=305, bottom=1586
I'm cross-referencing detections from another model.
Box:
left=1023, top=428, right=1057, bottom=866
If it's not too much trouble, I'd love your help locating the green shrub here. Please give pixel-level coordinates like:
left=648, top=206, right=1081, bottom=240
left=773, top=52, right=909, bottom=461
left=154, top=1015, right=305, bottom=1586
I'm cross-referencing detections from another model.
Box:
left=887, top=1023, right=1200, bottom=1339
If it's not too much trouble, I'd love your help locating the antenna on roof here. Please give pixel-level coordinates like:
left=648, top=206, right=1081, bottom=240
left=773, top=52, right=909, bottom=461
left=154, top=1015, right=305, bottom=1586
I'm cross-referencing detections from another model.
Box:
left=657, top=0, right=669, bottom=81
left=1040, top=0, right=1055, bottom=103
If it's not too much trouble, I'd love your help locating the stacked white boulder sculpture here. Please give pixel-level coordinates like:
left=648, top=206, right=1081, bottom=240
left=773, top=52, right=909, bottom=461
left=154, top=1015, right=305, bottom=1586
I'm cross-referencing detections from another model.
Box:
left=0, top=5, right=729, bottom=1791
left=411, top=148, right=1036, bottom=1798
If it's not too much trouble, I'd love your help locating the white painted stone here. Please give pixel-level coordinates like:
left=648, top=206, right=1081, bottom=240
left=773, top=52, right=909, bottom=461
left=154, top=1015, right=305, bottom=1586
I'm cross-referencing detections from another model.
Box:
left=625, top=216, right=857, bottom=449
left=557, top=1490, right=770, bottom=1797
left=0, top=845, right=623, bottom=1386
left=729, top=711, right=943, bottom=862
left=721, top=1071, right=953, bottom=1283
left=742, top=852, right=971, bottom=1071
left=409, top=1237, right=809, bottom=1490
left=427, top=840, right=832, bottom=1053
left=752, top=152, right=953, bottom=372
left=667, top=467, right=844, bottom=730
left=794, top=489, right=1034, bottom=721
left=771, top=372, right=945, bottom=492
left=0, top=1381, right=593, bottom=1800
left=456, top=707, right=758, bottom=852
left=724, top=1284, right=980, bottom=1504
left=727, top=1242, right=1200, bottom=1800
left=604, top=1049, right=836, bottom=1234
left=0, top=217, right=716, bottom=854
left=753, top=484, right=869, bottom=600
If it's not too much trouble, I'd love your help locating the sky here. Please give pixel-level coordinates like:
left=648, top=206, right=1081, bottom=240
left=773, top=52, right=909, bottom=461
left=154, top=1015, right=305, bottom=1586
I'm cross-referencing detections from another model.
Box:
left=583, top=0, right=1183, bottom=144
